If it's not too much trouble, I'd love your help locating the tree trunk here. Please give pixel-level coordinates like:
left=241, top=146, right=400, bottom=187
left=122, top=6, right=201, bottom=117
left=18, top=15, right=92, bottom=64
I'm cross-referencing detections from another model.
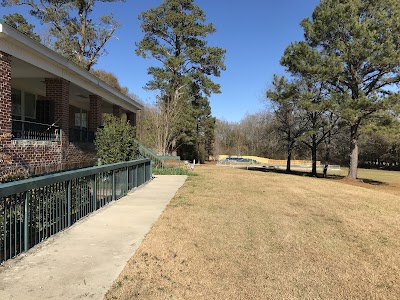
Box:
left=171, top=138, right=177, bottom=156
left=286, top=148, right=292, bottom=174
left=311, top=134, right=317, bottom=177
left=348, top=124, right=359, bottom=179
left=323, top=128, right=332, bottom=178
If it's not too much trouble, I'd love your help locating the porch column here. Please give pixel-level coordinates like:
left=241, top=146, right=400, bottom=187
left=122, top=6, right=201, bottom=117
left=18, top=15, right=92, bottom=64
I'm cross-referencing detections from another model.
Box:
left=45, top=78, right=70, bottom=145
left=89, top=95, right=103, bottom=131
left=126, top=112, right=137, bottom=127
left=112, top=104, right=123, bottom=118
left=0, top=51, right=12, bottom=135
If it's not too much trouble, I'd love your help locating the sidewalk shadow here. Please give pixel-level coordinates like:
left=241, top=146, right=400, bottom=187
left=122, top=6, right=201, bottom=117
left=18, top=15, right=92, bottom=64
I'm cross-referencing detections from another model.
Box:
left=245, top=166, right=387, bottom=186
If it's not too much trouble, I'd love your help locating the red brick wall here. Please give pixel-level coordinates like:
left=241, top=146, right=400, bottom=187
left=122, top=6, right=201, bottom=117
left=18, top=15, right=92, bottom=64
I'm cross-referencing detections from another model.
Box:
left=89, top=95, right=103, bottom=131
left=113, top=104, right=124, bottom=117
left=127, top=112, right=137, bottom=127
left=63, top=143, right=97, bottom=170
left=45, top=78, right=70, bottom=147
left=69, top=105, right=76, bottom=129
left=1, top=140, right=97, bottom=176
left=0, top=51, right=12, bottom=135
left=2, top=140, right=62, bottom=175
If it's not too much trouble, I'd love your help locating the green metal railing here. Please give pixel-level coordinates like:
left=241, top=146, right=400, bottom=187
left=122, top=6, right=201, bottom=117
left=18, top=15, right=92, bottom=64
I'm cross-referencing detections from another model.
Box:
left=133, top=139, right=165, bottom=168
left=133, top=139, right=182, bottom=169
left=0, top=158, right=152, bottom=263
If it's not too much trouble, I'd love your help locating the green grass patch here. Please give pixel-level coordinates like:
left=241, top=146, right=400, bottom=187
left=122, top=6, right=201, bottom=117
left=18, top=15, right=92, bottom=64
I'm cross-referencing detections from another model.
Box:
left=339, top=167, right=400, bottom=184
left=152, top=167, right=198, bottom=176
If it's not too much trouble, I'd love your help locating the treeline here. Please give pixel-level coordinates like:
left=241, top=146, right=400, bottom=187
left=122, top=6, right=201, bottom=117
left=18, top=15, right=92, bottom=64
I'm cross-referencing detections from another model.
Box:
left=213, top=112, right=400, bottom=170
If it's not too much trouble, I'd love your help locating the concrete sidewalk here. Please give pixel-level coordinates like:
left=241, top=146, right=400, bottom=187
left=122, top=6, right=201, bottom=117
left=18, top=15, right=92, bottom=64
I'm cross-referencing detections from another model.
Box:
left=0, top=175, right=187, bottom=300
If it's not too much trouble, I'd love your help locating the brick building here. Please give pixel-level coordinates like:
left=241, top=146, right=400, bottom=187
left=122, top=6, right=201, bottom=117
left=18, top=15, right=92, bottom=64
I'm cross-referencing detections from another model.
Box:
left=0, top=21, right=142, bottom=176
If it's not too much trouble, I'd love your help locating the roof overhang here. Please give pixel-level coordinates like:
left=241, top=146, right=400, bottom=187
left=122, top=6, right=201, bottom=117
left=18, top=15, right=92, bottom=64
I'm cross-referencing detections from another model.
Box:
left=0, top=21, right=143, bottom=112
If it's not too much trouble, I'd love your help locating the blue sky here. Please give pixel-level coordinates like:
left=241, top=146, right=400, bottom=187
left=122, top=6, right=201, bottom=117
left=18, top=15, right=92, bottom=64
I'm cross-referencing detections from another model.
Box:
left=2, top=0, right=320, bottom=122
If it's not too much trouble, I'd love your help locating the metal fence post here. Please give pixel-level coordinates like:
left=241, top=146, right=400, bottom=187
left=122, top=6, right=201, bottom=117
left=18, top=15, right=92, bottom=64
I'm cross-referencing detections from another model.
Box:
left=126, top=166, right=129, bottom=194
left=145, top=161, right=151, bottom=181
left=67, top=180, right=71, bottom=227
left=24, top=191, right=30, bottom=252
left=93, top=174, right=97, bottom=211
left=150, top=161, right=153, bottom=180
left=143, top=162, right=146, bottom=184
left=112, top=170, right=116, bottom=200
left=134, top=166, right=138, bottom=188
left=129, top=167, right=133, bottom=190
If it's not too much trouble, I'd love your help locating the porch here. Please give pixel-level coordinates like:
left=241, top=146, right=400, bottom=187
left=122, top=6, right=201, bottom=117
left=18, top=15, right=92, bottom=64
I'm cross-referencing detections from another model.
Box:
left=8, top=61, right=136, bottom=144
left=0, top=21, right=142, bottom=176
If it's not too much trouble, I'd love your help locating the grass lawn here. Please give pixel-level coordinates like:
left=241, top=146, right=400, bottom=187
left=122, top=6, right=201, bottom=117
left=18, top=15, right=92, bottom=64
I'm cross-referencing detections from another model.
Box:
left=333, top=167, right=400, bottom=196
left=105, top=164, right=400, bottom=300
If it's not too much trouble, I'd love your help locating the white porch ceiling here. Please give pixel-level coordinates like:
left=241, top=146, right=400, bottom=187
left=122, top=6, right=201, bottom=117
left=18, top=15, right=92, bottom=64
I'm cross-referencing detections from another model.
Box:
left=11, top=58, right=113, bottom=111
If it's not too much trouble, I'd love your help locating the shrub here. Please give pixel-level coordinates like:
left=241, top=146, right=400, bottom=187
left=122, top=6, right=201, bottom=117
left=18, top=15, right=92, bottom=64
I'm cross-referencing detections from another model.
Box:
left=95, top=114, right=138, bottom=164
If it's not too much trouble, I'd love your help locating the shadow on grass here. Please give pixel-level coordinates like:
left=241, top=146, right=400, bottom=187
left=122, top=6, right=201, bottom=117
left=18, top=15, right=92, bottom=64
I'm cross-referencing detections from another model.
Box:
left=328, top=174, right=387, bottom=186
left=245, top=166, right=387, bottom=186
left=356, top=178, right=387, bottom=185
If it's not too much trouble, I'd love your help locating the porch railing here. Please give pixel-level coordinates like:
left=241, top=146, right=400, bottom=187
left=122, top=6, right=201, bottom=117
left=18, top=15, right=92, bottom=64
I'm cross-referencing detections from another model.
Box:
left=69, top=128, right=95, bottom=143
left=12, top=120, right=61, bottom=141
left=0, top=158, right=152, bottom=263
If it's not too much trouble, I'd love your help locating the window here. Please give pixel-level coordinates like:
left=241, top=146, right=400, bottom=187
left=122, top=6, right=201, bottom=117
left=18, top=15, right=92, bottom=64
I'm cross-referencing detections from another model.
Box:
left=11, top=89, right=22, bottom=117
left=70, top=106, right=91, bottom=142
left=24, top=92, right=36, bottom=119
left=11, top=88, right=36, bottom=120
left=74, top=109, right=88, bottom=129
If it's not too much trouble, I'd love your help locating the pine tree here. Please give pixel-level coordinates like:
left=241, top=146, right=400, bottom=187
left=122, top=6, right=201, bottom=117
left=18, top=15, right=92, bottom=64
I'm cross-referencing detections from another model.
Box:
left=3, top=13, right=40, bottom=41
left=267, top=75, right=310, bottom=173
left=179, top=90, right=216, bottom=163
left=2, top=0, right=125, bottom=70
left=281, top=0, right=400, bottom=179
left=136, top=0, right=225, bottom=156
left=296, top=78, right=341, bottom=176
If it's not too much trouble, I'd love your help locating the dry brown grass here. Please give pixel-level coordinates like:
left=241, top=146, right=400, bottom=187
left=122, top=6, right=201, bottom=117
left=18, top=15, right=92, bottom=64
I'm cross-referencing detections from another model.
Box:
left=334, top=167, right=400, bottom=196
left=105, top=164, right=400, bottom=300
